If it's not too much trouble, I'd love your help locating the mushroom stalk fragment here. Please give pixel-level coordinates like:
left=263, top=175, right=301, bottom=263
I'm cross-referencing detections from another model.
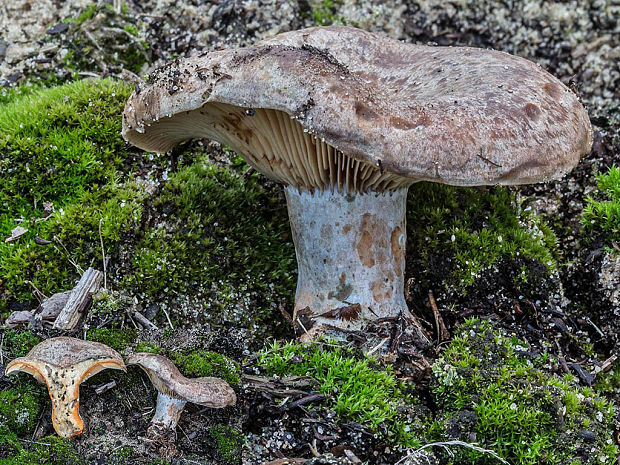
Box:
left=151, top=391, right=187, bottom=432
left=286, top=186, right=410, bottom=338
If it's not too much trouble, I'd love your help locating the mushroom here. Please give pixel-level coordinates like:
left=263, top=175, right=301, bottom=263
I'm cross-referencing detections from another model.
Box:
left=126, top=353, right=236, bottom=438
left=122, top=26, right=592, bottom=340
left=5, top=337, right=126, bottom=437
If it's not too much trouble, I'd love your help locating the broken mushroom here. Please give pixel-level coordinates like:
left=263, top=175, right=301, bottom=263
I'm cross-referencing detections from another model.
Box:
left=122, top=26, right=592, bottom=339
left=5, top=337, right=126, bottom=437
left=126, top=353, right=236, bottom=438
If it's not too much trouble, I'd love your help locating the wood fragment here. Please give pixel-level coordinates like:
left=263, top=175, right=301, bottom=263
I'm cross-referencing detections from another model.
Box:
left=344, top=449, right=362, bottom=464
left=428, top=291, right=449, bottom=342
left=133, top=310, right=159, bottom=330
left=4, top=311, right=33, bottom=328
left=53, top=268, right=103, bottom=330
left=600, top=355, right=617, bottom=373
left=36, top=290, right=71, bottom=321
left=5, top=226, right=27, bottom=242
left=287, top=393, right=326, bottom=410
left=95, top=380, right=117, bottom=395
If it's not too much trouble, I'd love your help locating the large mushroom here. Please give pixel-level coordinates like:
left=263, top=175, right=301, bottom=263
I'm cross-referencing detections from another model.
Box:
left=122, top=26, right=592, bottom=340
left=5, top=337, right=126, bottom=437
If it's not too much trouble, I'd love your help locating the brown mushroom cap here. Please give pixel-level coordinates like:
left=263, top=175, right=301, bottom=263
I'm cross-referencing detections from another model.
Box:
left=123, top=25, right=591, bottom=189
left=5, top=337, right=126, bottom=437
left=126, top=353, right=236, bottom=408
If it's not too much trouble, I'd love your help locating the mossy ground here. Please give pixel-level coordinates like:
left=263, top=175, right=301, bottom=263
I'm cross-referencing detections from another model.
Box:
left=583, top=165, right=620, bottom=247
left=0, top=32, right=615, bottom=464
left=426, top=320, right=618, bottom=465
left=407, top=182, right=558, bottom=291
left=257, top=340, right=420, bottom=447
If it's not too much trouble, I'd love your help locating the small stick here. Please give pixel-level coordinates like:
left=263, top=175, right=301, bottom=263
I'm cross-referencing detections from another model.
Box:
left=133, top=310, right=159, bottom=330
left=366, top=337, right=390, bottom=357
left=99, top=219, right=107, bottom=290
left=95, top=380, right=117, bottom=395
left=428, top=291, right=449, bottom=342
left=162, top=307, right=174, bottom=330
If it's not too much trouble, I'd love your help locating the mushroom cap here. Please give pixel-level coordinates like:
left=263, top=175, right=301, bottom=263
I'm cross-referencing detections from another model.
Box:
left=123, top=25, right=591, bottom=187
left=126, top=353, right=236, bottom=408
left=5, top=336, right=126, bottom=381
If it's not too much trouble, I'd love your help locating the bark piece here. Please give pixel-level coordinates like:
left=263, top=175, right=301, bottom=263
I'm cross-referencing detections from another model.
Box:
left=53, top=268, right=103, bottom=330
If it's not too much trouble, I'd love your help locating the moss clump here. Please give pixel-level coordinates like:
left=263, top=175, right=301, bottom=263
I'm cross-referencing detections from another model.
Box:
left=134, top=341, right=161, bottom=354
left=0, top=78, right=137, bottom=316
left=209, top=425, right=243, bottom=464
left=124, top=153, right=296, bottom=332
left=2, top=330, right=40, bottom=358
left=62, top=3, right=149, bottom=74
left=428, top=319, right=618, bottom=464
left=309, top=0, right=344, bottom=25
left=107, top=446, right=134, bottom=465
left=258, top=341, right=418, bottom=446
left=0, top=435, right=79, bottom=465
left=0, top=385, right=42, bottom=435
left=87, top=328, right=137, bottom=353
left=583, top=165, right=620, bottom=246
left=407, top=183, right=558, bottom=289
left=173, top=350, right=240, bottom=386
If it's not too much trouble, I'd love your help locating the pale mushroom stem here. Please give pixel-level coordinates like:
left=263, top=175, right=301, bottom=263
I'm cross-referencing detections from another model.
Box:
left=151, top=391, right=187, bottom=431
left=286, top=185, right=411, bottom=339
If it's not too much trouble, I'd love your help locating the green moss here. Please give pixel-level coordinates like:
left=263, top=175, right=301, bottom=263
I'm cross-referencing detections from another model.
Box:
left=310, top=0, right=344, bottom=25
left=428, top=319, right=618, bottom=464
left=107, top=446, right=134, bottom=465
left=134, top=341, right=161, bottom=354
left=124, top=153, right=296, bottom=332
left=70, top=3, right=97, bottom=25
left=173, top=350, right=240, bottom=386
left=407, top=183, right=558, bottom=289
left=258, top=340, right=419, bottom=446
left=0, top=436, right=79, bottom=465
left=0, top=385, right=42, bottom=435
left=63, top=3, right=148, bottom=74
left=583, top=165, right=620, bottom=246
left=0, top=78, right=143, bottom=316
left=87, top=328, right=137, bottom=353
left=209, top=425, right=243, bottom=464
left=2, top=330, right=40, bottom=358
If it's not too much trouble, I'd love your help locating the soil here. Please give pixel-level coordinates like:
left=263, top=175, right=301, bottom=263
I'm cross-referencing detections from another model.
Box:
left=0, top=0, right=618, bottom=464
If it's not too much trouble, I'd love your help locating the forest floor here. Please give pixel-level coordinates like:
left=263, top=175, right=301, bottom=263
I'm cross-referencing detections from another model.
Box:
left=0, top=1, right=618, bottom=464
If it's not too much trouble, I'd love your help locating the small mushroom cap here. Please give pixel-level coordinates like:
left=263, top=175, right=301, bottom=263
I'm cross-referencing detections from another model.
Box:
left=127, top=353, right=237, bottom=408
left=5, top=336, right=126, bottom=380
left=123, top=25, right=591, bottom=188
left=5, top=337, right=126, bottom=438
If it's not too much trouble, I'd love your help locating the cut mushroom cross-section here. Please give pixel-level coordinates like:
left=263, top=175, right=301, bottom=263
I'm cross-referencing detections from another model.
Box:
left=5, top=337, right=126, bottom=438
left=122, top=25, right=592, bottom=340
left=126, top=353, right=236, bottom=439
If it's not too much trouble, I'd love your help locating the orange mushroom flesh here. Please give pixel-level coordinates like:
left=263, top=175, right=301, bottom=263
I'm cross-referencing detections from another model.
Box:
left=5, top=337, right=126, bottom=438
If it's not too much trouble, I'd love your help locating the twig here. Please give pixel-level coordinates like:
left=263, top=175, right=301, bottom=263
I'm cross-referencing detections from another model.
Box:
left=162, top=307, right=174, bottom=330
left=396, top=440, right=510, bottom=464
left=365, top=337, right=390, bottom=357
left=308, top=439, right=320, bottom=458
left=99, top=218, right=107, bottom=290
left=53, top=238, right=84, bottom=274
left=428, top=291, right=449, bottom=342
left=133, top=310, right=159, bottom=330
left=26, top=280, right=47, bottom=302
left=296, top=317, right=310, bottom=339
